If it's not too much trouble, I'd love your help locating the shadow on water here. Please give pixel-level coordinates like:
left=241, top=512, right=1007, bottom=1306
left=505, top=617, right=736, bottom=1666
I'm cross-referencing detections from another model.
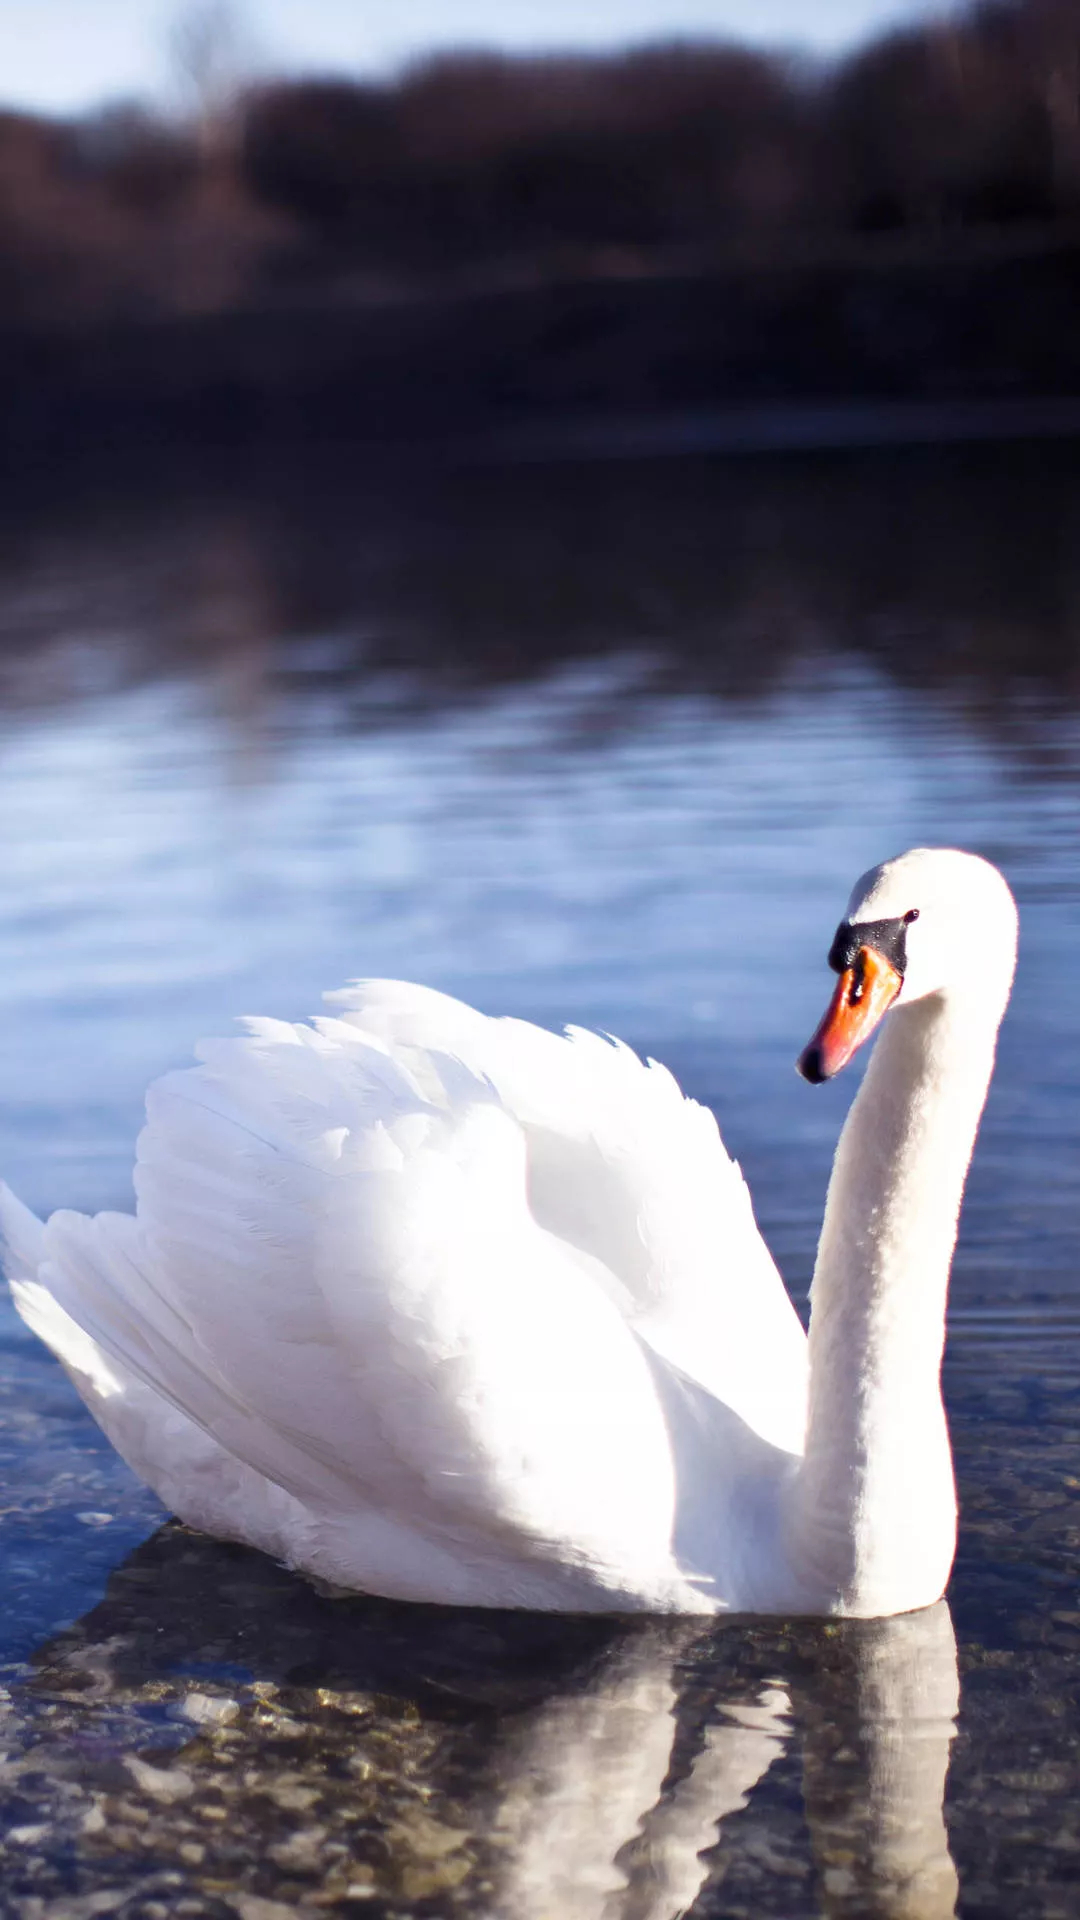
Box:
left=1, top=441, right=1079, bottom=761
left=1, top=1521, right=963, bottom=1919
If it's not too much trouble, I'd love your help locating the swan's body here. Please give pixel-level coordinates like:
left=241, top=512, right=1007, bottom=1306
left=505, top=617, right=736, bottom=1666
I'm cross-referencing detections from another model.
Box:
left=1, top=849, right=1017, bottom=1616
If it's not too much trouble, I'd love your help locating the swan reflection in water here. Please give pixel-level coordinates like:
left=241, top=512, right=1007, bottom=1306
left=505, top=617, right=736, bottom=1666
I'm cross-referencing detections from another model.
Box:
left=22, top=1529, right=959, bottom=1918
left=486, top=1600, right=958, bottom=1920
left=486, top=1629, right=789, bottom=1920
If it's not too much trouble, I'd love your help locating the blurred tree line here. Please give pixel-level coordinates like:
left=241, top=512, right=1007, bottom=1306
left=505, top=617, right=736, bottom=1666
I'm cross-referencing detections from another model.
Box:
left=1, top=0, right=1078, bottom=332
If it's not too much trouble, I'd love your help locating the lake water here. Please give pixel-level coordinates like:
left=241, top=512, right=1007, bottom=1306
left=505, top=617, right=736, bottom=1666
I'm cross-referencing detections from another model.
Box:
left=0, top=442, right=1077, bottom=1916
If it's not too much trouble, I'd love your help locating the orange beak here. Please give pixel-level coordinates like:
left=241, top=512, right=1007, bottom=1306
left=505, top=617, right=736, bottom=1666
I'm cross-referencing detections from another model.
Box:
left=797, top=945, right=903, bottom=1084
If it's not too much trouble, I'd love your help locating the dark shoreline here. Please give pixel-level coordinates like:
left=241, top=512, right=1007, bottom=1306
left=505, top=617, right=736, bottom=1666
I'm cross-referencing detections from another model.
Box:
left=478, top=395, right=1080, bottom=464
left=5, top=243, right=1080, bottom=467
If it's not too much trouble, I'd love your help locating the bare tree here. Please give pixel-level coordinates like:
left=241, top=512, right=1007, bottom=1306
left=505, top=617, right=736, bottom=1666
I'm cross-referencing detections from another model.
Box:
left=1028, top=0, right=1080, bottom=205
left=169, top=0, right=257, bottom=152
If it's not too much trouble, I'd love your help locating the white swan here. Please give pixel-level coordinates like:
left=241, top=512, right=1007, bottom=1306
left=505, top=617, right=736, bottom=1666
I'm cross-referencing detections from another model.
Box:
left=1, top=846, right=1017, bottom=1617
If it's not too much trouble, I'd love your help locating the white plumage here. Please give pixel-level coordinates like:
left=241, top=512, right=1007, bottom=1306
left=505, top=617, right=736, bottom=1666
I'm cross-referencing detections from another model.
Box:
left=1, top=849, right=1019, bottom=1616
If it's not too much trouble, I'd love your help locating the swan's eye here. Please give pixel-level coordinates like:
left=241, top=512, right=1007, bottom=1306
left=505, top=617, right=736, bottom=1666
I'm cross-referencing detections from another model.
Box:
left=850, top=953, right=867, bottom=1004
left=904, top=908, right=920, bottom=926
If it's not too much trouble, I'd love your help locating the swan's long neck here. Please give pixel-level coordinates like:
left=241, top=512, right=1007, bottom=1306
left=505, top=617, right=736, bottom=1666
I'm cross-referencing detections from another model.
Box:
left=787, top=988, right=1002, bottom=1616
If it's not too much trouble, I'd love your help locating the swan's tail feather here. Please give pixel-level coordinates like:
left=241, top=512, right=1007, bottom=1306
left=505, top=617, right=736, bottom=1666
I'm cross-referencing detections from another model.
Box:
left=0, top=1193, right=326, bottom=1565
left=0, top=1183, right=130, bottom=1402
left=9, top=1276, right=128, bottom=1402
left=0, top=1180, right=46, bottom=1285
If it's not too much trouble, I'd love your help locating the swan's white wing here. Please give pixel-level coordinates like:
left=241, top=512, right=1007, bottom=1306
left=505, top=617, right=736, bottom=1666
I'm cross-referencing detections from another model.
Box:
left=3, top=983, right=805, bottom=1607
left=7, top=1024, right=696, bottom=1607
left=326, top=981, right=808, bottom=1453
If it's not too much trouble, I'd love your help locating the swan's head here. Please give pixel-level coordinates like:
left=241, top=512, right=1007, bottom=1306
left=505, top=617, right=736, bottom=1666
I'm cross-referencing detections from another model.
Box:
left=797, top=848, right=1018, bottom=1083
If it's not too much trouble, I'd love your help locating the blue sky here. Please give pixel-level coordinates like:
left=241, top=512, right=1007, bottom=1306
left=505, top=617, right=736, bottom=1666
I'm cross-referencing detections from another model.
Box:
left=4, top=0, right=943, bottom=115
